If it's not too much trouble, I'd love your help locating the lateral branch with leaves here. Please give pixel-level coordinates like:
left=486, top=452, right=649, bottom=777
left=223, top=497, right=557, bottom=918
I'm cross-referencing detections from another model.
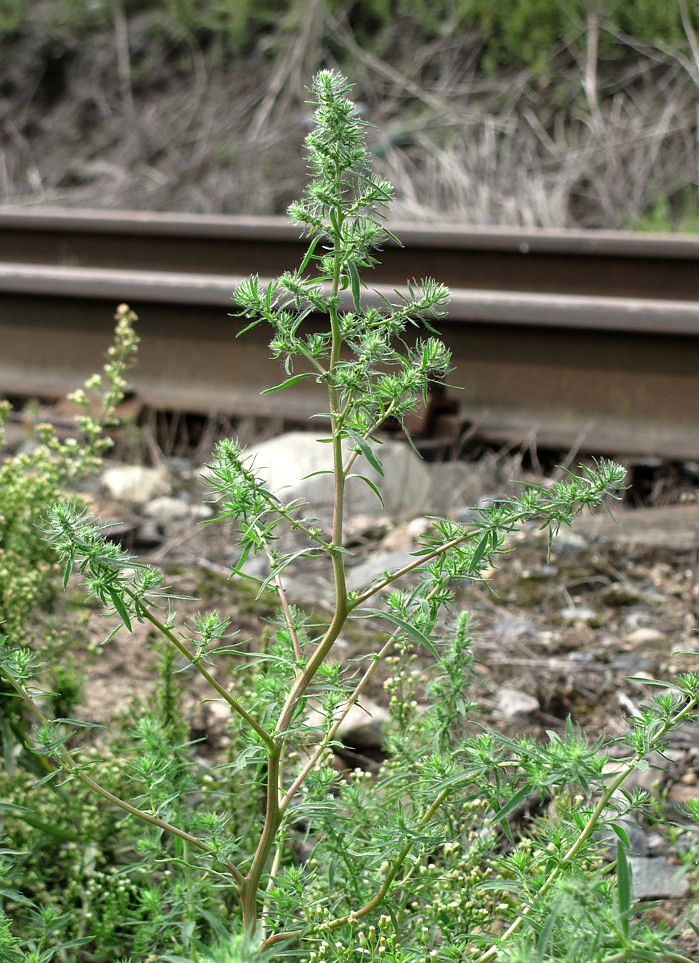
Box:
left=3, top=72, right=698, bottom=962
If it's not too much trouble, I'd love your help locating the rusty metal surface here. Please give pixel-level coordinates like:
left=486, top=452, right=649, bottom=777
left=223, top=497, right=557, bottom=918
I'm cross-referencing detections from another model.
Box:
left=1, top=281, right=698, bottom=459
left=1, top=210, right=698, bottom=459
left=1, top=207, right=698, bottom=299
left=2, top=263, right=698, bottom=334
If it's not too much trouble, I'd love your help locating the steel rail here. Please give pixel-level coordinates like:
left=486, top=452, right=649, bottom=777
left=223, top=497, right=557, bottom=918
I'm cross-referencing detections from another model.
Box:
left=1, top=262, right=698, bottom=335
left=1, top=209, right=698, bottom=459
left=0, top=207, right=698, bottom=300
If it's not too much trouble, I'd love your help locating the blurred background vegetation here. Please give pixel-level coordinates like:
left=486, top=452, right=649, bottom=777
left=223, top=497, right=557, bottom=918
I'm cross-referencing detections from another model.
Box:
left=0, top=0, right=697, bottom=227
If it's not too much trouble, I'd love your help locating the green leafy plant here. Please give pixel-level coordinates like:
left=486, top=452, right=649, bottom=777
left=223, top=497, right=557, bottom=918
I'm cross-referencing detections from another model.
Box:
left=0, top=304, right=138, bottom=783
left=2, top=72, right=698, bottom=962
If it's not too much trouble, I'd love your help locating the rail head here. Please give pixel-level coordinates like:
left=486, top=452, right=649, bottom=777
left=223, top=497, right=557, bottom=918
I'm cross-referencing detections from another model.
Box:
left=0, top=206, right=698, bottom=260
left=0, top=261, right=697, bottom=336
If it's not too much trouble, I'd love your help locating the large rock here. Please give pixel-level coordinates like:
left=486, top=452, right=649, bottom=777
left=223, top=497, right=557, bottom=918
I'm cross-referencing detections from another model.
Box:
left=427, top=461, right=489, bottom=515
left=307, top=698, right=389, bottom=751
left=628, top=856, right=690, bottom=899
left=102, top=464, right=171, bottom=506
left=242, top=432, right=431, bottom=516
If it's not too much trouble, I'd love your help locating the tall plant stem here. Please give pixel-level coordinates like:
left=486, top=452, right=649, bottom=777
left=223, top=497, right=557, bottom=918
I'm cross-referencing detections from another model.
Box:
left=474, top=695, right=699, bottom=963
left=244, top=221, right=351, bottom=934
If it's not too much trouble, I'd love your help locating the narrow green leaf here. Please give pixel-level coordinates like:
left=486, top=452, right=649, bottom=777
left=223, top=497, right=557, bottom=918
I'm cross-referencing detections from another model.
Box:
left=490, top=783, right=535, bottom=825
left=364, top=608, right=438, bottom=657
left=48, top=937, right=94, bottom=951
left=347, top=430, right=384, bottom=476
left=0, top=802, right=33, bottom=815
left=382, top=227, right=404, bottom=247
left=301, top=469, right=334, bottom=479
left=3, top=804, right=80, bottom=842
left=536, top=910, right=556, bottom=957
left=347, top=259, right=362, bottom=312
left=0, top=887, right=35, bottom=907
left=329, top=207, right=343, bottom=236
left=53, top=718, right=105, bottom=729
left=261, top=372, right=314, bottom=395
left=347, top=473, right=385, bottom=508
left=610, top=823, right=631, bottom=849
left=470, top=532, right=491, bottom=570
left=616, top=839, right=632, bottom=939
left=235, top=317, right=262, bottom=337
left=108, top=588, right=132, bottom=632
left=299, top=234, right=322, bottom=272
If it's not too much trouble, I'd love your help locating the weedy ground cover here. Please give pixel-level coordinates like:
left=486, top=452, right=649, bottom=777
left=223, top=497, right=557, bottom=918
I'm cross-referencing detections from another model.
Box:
left=1, top=71, right=698, bottom=962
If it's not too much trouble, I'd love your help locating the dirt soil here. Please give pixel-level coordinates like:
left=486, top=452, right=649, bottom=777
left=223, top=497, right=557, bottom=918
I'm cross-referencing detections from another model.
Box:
left=73, top=468, right=699, bottom=789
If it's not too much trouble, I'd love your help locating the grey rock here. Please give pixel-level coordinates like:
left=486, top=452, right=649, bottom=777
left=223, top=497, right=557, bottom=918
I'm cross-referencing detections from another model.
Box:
left=601, top=582, right=642, bottom=606
left=496, top=687, right=540, bottom=722
left=549, top=529, right=589, bottom=557
left=598, top=818, right=650, bottom=856
left=335, top=699, right=389, bottom=750
left=143, top=495, right=191, bottom=528
left=425, top=462, right=488, bottom=515
left=379, top=523, right=419, bottom=552
left=102, top=464, right=170, bottom=505
left=495, top=617, right=537, bottom=641
left=134, top=520, right=162, bottom=547
left=239, top=432, right=431, bottom=517
left=306, top=699, right=389, bottom=751
left=605, top=751, right=672, bottom=795
left=628, top=856, right=690, bottom=899
left=609, top=652, right=660, bottom=675
left=560, top=605, right=598, bottom=626
left=624, top=627, right=667, bottom=647
left=162, top=456, right=194, bottom=477
left=346, top=550, right=417, bottom=594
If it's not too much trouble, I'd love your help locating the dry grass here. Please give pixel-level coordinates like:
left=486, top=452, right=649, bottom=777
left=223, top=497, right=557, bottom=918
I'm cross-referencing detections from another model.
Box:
left=1, top=10, right=697, bottom=228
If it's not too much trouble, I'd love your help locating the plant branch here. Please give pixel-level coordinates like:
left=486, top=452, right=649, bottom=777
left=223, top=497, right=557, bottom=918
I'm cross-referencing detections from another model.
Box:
left=127, top=592, right=274, bottom=751
left=1, top=669, right=245, bottom=887
left=473, top=694, right=699, bottom=962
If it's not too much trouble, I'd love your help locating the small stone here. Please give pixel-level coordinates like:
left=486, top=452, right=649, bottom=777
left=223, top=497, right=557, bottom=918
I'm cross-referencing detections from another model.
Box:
left=305, top=699, right=390, bottom=751
left=609, top=652, right=659, bottom=675
left=335, top=700, right=390, bottom=751
left=205, top=699, right=232, bottom=725
left=600, top=582, right=642, bottom=606
left=134, top=520, right=162, bottom=547
left=598, top=817, right=649, bottom=857
left=496, top=687, right=540, bottom=722
left=143, top=495, right=191, bottom=528
left=628, top=856, right=690, bottom=900
left=407, top=516, right=433, bottom=540
left=682, top=771, right=698, bottom=786
left=495, top=617, right=537, bottom=641
left=550, top=529, right=589, bottom=557
left=239, top=432, right=431, bottom=516
left=102, top=465, right=170, bottom=505
left=560, top=605, right=598, bottom=626
left=605, top=751, right=672, bottom=795
left=624, top=627, right=667, bottom=647
left=346, top=514, right=390, bottom=542
left=666, top=782, right=699, bottom=805
left=426, top=462, right=487, bottom=514
left=646, top=831, right=667, bottom=857
left=346, top=550, right=417, bottom=594
left=379, top=524, right=416, bottom=552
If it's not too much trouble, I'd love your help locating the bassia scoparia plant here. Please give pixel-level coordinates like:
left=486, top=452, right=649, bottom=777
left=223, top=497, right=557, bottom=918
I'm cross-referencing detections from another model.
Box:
left=2, top=71, right=698, bottom=962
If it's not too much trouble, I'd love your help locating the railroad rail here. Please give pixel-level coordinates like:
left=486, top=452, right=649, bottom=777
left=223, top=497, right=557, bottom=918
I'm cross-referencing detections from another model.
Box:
left=1, top=207, right=698, bottom=459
